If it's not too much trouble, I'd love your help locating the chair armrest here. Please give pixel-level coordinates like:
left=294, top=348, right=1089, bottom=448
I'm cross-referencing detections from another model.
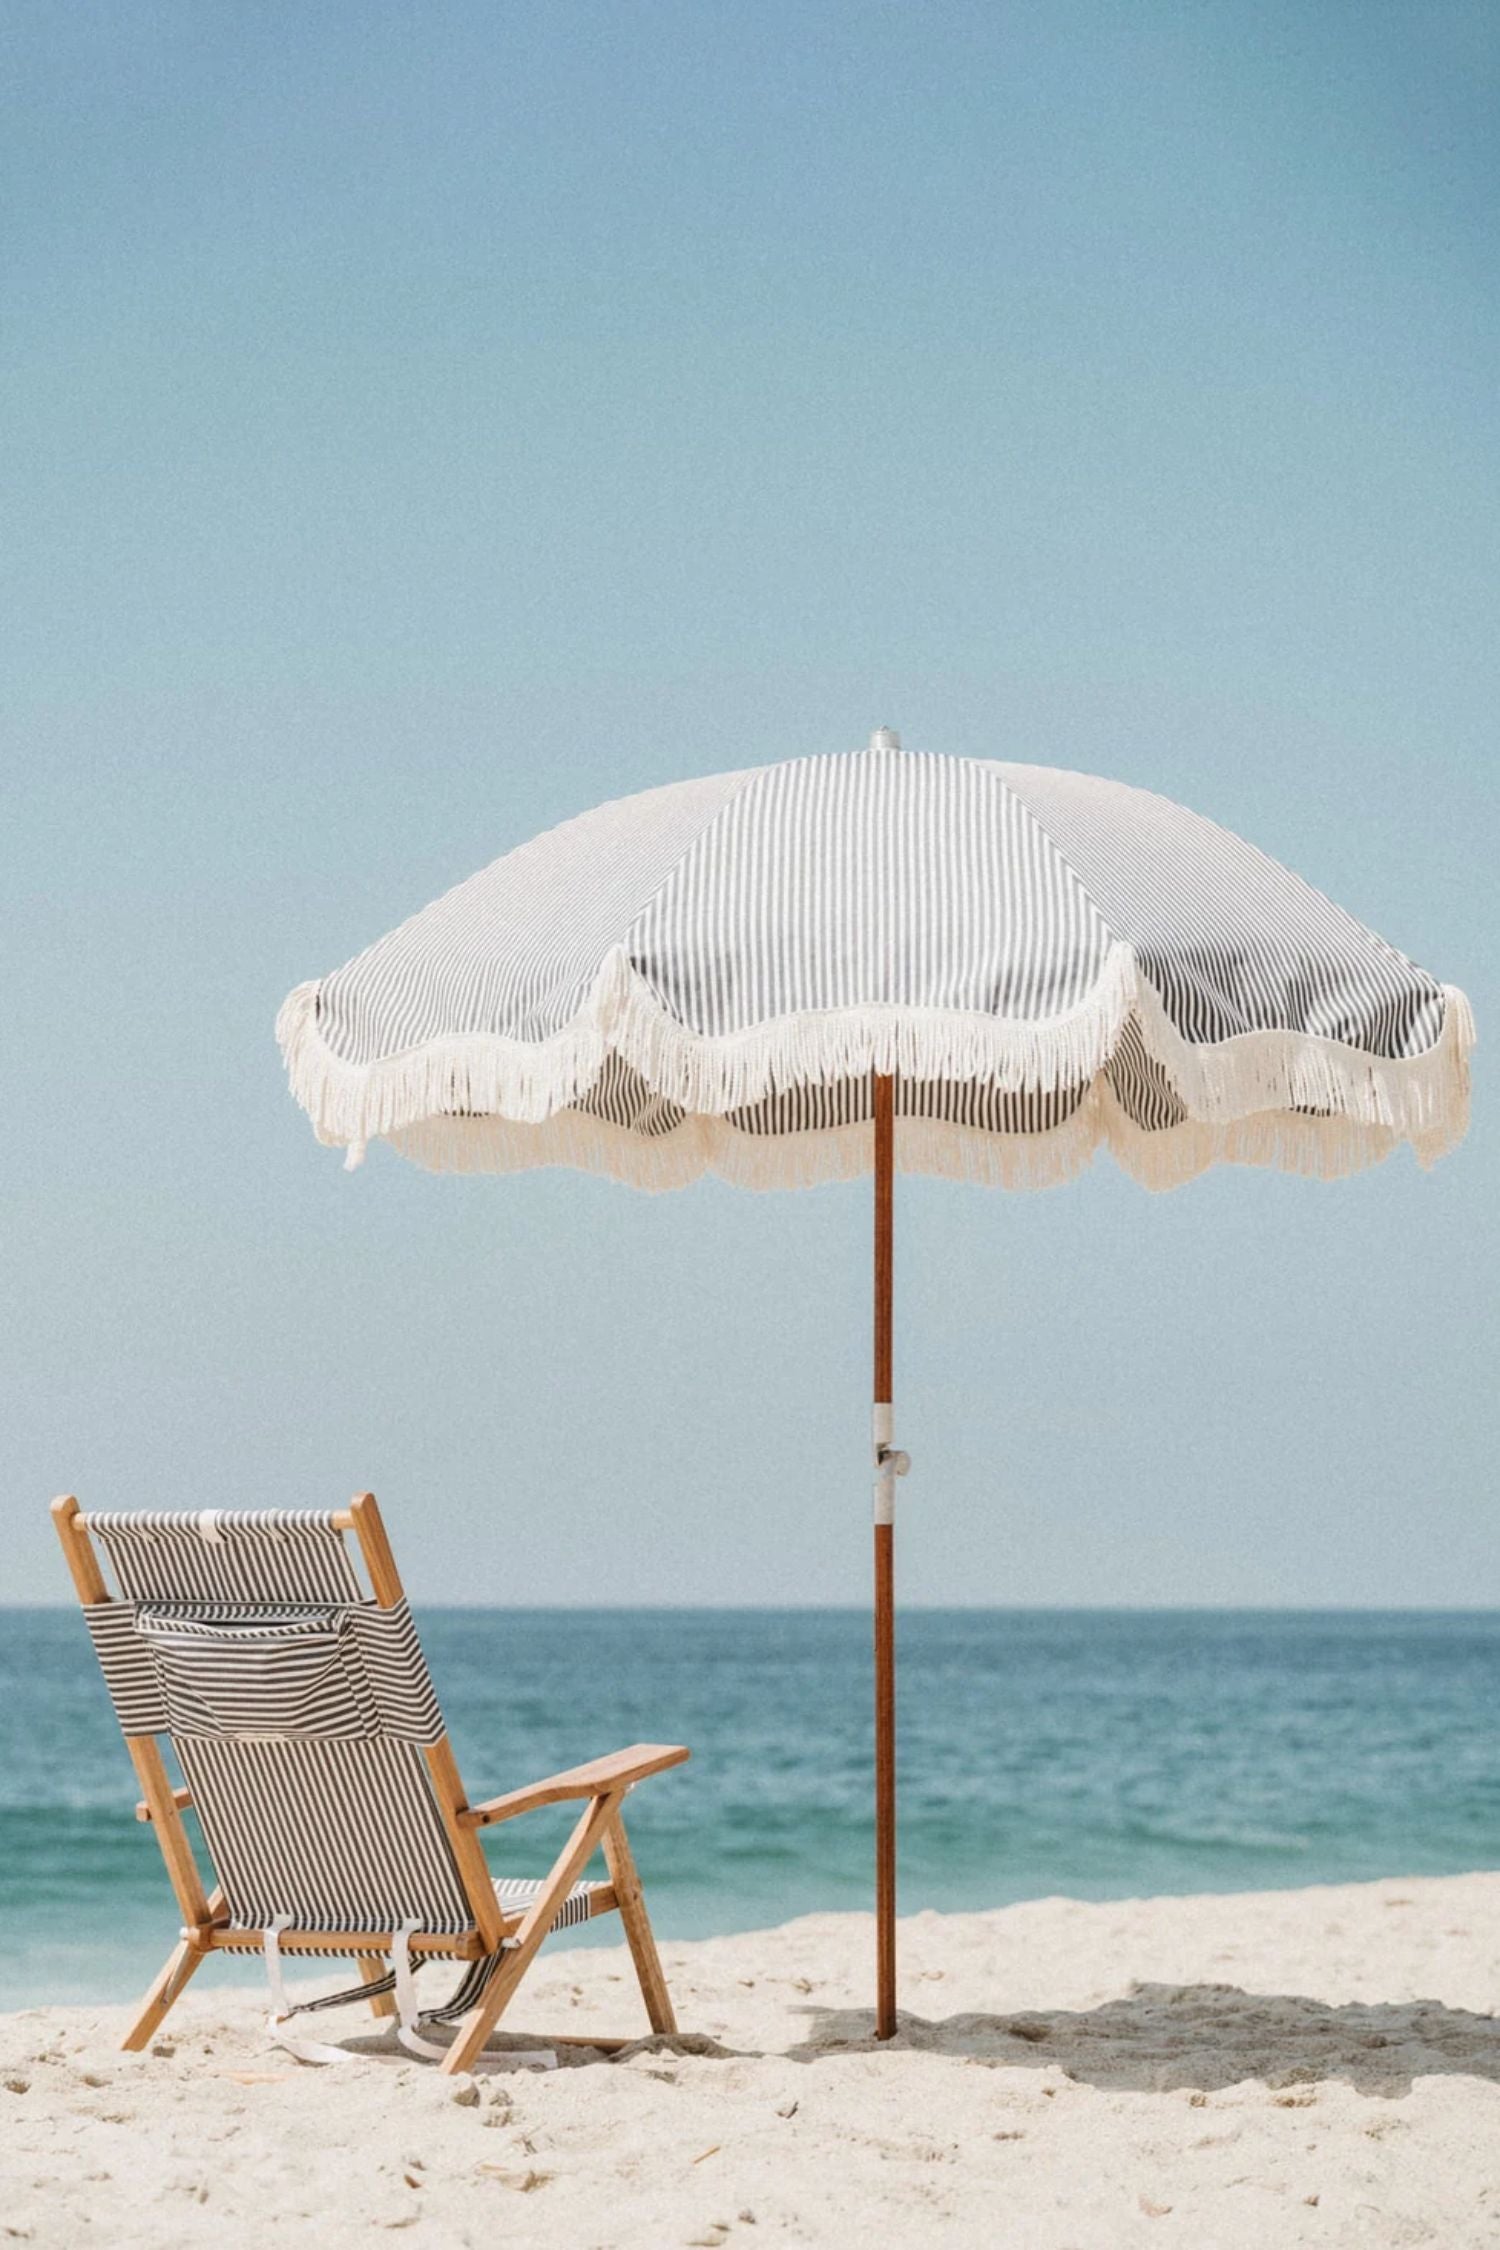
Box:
left=135, top=1786, right=193, bottom=1824
left=458, top=1743, right=689, bottom=1829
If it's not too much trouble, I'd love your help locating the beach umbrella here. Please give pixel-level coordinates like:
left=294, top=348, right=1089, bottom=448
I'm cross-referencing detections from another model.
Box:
left=277, top=728, right=1474, bottom=2038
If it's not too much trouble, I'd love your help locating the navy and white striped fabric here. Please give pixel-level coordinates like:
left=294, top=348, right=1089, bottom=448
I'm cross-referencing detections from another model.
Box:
left=81, top=1511, right=588, bottom=1953
left=87, top=1599, right=445, bottom=1743
left=180, top=1733, right=472, bottom=1935
left=89, top=1511, right=361, bottom=1604
left=278, top=737, right=1473, bottom=1191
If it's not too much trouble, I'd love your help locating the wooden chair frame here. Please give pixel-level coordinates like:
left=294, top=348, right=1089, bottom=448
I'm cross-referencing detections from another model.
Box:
left=53, top=1491, right=689, bottom=2074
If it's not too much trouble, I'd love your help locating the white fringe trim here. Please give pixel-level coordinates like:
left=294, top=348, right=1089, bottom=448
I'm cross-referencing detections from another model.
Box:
left=277, top=952, right=1475, bottom=1194
left=602, top=942, right=1140, bottom=1111
left=1130, top=975, right=1474, bottom=1156
left=383, top=1084, right=1449, bottom=1195
left=276, top=943, right=1139, bottom=1143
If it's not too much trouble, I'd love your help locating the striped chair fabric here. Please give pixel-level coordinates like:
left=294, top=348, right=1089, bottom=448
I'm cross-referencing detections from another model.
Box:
left=84, top=1510, right=603, bottom=2019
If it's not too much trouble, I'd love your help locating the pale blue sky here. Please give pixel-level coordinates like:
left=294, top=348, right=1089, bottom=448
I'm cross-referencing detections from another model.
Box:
left=4, top=2, right=1495, bottom=1604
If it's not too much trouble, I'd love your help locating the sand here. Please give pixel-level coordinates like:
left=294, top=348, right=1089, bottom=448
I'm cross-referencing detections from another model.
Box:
left=3, top=1873, right=1499, bottom=2248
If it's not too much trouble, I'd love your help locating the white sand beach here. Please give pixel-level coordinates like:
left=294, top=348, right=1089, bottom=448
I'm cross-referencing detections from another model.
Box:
left=4, top=1873, right=1499, bottom=2248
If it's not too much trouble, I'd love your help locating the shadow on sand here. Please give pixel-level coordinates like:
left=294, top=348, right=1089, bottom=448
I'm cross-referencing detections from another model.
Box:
left=351, top=1985, right=1500, bottom=2099
left=774, top=1984, right=1500, bottom=2098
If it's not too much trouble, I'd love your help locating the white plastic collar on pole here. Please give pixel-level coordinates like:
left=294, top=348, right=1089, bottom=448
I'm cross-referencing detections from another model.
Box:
left=873, top=1403, right=909, bottom=1523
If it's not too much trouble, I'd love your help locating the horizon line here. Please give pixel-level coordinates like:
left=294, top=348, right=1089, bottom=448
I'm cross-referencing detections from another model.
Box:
left=6, top=1599, right=1500, bottom=1617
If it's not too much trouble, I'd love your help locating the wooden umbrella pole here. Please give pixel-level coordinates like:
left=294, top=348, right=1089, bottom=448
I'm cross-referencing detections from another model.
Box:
left=872, top=1071, right=899, bottom=2040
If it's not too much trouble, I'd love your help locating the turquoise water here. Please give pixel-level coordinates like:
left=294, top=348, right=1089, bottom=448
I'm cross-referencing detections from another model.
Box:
left=4, top=1608, right=1499, bottom=2010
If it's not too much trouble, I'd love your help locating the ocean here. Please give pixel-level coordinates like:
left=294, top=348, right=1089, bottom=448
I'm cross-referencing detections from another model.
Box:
left=3, top=1607, right=1498, bottom=2011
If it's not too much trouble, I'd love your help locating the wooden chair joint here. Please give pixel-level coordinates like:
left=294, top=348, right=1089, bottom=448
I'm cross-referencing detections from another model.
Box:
left=136, top=1786, right=193, bottom=1824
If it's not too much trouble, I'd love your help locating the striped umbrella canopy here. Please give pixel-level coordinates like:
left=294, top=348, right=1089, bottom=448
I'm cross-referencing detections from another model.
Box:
left=278, top=728, right=1474, bottom=2035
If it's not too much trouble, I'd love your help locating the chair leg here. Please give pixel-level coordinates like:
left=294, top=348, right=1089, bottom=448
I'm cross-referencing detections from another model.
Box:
left=602, top=1808, right=676, bottom=2035
left=359, top=1954, right=397, bottom=2019
left=441, top=1790, right=621, bottom=2076
left=120, top=1932, right=207, bottom=2052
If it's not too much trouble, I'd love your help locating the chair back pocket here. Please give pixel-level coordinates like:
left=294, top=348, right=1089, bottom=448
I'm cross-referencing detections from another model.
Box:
left=136, top=1606, right=378, bottom=1740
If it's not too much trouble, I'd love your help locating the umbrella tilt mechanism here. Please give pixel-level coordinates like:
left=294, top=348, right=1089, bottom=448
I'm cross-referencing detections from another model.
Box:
left=872, top=1403, right=910, bottom=1525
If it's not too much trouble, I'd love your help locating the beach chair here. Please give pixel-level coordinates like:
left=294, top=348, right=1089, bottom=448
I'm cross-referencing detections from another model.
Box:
left=53, top=1492, right=688, bottom=2074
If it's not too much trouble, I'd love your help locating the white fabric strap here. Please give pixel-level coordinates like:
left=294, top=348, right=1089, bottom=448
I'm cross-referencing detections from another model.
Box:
left=262, top=1918, right=361, bottom=2067
left=262, top=1916, right=559, bottom=2071
left=392, top=1918, right=449, bottom=2062
left=393, top=1919, right=555, bottom=2068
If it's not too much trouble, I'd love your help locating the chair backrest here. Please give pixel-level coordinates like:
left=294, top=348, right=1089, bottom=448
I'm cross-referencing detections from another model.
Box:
left=64, top=1500, right=488, bottom=1944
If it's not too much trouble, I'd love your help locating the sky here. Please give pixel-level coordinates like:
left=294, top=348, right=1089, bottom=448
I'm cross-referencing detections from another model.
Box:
left=3, top=1, right=1496, bottom=1606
